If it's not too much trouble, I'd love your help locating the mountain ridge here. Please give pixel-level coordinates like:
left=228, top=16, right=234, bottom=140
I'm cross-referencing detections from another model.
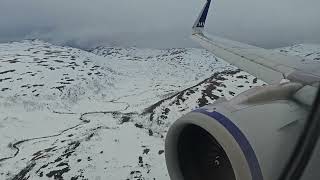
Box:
left=0, top=40, right=319, bottom=180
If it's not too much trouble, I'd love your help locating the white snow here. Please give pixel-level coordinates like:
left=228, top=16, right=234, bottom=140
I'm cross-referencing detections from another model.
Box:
left=0, top=40, right=319, bottom=180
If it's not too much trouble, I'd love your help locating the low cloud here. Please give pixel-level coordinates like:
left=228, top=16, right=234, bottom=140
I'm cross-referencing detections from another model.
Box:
left=1, top=0, right=319, bottom=49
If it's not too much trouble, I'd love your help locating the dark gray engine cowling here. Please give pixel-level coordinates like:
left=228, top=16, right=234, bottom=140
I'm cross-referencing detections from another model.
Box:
left=165, top=83, right=309, bottom=180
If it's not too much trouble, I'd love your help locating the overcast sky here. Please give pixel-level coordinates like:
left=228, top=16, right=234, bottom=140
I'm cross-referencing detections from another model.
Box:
left=0, top=0, right=319, bottom=49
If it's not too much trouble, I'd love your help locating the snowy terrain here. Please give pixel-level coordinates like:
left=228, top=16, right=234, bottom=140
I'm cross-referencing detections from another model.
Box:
left=0, top=40, right=319, bottom=180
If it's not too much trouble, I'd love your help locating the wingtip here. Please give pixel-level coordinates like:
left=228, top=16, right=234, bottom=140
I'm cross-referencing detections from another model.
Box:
left=192, top=0, right=212, bottom=31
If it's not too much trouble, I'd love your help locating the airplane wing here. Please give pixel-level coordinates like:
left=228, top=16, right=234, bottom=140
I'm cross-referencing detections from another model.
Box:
left=192, top=0, right=320, bottom=85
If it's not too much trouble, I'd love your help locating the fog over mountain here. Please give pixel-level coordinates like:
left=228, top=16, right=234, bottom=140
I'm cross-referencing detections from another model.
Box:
left=1, top=0, right=320, bottom=49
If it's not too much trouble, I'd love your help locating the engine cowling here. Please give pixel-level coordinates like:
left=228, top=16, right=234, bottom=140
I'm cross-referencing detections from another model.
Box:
left=165, top=83, right=309, bottom=180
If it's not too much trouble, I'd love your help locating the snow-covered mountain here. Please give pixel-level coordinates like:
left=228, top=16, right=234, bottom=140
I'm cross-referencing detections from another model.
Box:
left=0, top=40, right=319, bottom=180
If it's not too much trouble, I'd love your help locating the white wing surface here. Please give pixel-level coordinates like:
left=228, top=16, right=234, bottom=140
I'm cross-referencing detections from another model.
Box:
left=192, top=0, right=320, bottom=85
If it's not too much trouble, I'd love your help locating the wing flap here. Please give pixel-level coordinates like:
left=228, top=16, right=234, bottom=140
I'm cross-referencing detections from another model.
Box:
left=192, top=34, right=285, bottom=84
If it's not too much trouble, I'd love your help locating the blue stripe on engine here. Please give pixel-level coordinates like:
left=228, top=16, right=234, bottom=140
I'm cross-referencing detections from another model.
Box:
left=193, top=109, right=263, bottom=180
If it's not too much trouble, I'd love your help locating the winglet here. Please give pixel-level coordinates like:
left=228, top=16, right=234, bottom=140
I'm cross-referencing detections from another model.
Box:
left=192, top=0, right=212, bottom=34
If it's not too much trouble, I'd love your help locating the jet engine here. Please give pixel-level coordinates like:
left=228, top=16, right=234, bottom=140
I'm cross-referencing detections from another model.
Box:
left=165, top=82, right=310, bottom=180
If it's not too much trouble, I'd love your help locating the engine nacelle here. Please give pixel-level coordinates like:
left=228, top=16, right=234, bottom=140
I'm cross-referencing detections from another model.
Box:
left=165, top=83, right=309, bottom=180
